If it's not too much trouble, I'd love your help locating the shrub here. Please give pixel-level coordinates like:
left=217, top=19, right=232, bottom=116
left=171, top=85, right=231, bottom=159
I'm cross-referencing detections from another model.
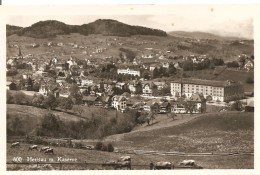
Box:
left=107, top=143, right=114, bottom=152
left=101, top=144, right=108, bottom=151
left=95, top=142, right=103, bottom=151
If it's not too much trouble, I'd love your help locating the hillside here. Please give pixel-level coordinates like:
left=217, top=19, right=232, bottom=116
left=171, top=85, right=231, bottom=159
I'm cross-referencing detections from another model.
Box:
left=9, top=19, right=167, bottom=38
left=6, top=25, right=23, bottom=36
left=7, top=104, right=86, bottom=135
left=168, top=31, right=243, bottom=40
left=105, top=112, right=254, bottom=153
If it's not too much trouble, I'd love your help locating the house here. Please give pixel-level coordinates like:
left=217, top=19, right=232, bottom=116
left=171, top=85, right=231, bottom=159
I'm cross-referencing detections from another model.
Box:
left=142, top=82, right=156, bottom=96
left=117, top=67, right=140, bottom=77
left=153, top=82, right=167, bottom=91
left=159, top=101, right=171, bottom=114
left=162, top=62, right=170, bottom=68
left=141, top=50, right=154, bottom=59
left=244, top=59, right=254, bottom=72
left=125, top=99, right=135, bottom=109
left=188, top=93, right=206, bottom=113
left=49, top=86, right=60, bottom=98
left=111, top=95, right=127, bottom=111
left=170, top=100, right=187, bottom=114
left=82, top=96, right=103, bottom=106
left=143, top=100, right=160, bottom=113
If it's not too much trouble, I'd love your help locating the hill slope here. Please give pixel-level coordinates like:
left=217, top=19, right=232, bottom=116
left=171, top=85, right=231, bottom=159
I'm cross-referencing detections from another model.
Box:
left=6, top=25, right=23, bottom=36
left=107, top=112, right=254, bottom=153
left=9, top=19, right=167, bottom=38
left=168, top=31, right=241, bottom=40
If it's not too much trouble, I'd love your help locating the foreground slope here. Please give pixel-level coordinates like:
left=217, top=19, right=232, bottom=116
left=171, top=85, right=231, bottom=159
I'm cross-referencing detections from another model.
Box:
left=106, top=112, right=254, bottom=153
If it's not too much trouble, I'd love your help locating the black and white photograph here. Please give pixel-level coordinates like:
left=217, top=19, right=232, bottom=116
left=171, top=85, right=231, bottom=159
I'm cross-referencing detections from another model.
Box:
left=1, top=3, right=258, bottom=173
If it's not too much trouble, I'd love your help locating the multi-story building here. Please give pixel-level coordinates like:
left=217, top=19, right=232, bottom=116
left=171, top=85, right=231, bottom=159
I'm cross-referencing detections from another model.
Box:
left=170, top=79, right=244, bottom=102
left=117, top=67, right=140, bottom=77
left=111, top=95, right=127, bottom=111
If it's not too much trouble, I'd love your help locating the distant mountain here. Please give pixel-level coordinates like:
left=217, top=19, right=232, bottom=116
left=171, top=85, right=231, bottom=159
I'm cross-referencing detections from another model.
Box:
left=6, top=25, right=23, bottom=36
left=8, top=19, right=167, bottom=38
left=168, top=31, right=242, bottom=40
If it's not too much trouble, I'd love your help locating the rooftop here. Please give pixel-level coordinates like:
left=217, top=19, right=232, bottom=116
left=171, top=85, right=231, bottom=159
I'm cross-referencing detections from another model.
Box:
left=171, top=78, right=240, bottom=87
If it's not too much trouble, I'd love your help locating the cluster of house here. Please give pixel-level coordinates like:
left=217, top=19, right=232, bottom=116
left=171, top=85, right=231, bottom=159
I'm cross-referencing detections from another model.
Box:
left=81, top=91, right=206, bottom=114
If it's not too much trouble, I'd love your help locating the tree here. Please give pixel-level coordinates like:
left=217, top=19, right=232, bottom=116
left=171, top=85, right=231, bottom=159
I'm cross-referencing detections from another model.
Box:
left=231, top=100, right=243, bottom=111
left=11, top=117, right=24, bottom=136
left=32, top=93, right=44, bottom=107
left=184, top=101, right=196, bottom=115
left=142, top=70, right=150, bottom=80
left=168, top=63, right=177, bottom=75
left=168, top=112, right=176, bottom=121
left=42, top=93, right=57, bottom=110
left=7, top=90, right=14, bottom=104
left=107, top=143, right=114, bottom=152
left=182, top=60, right=194, bottom=71
left=69, top=84, right=83, bottom=105
left=38, top=113, right=61, bottom=137
left=58, top=97, right=73, bottom=111
left=152, top=67, right=159, bottom=79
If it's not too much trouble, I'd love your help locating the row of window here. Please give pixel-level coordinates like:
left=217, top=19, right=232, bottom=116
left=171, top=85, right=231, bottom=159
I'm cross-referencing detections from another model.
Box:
left=172, top=83, right=224, bottom=91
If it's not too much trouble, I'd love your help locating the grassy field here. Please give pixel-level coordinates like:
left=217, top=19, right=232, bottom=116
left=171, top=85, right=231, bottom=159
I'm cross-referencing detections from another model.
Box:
left=104, top=112, right=253, bottom=153
left=6, top=143, right=253, bottom=170
left=7, top=104, right=86, bottom=135
left=7, top=107, right=254, bottom=169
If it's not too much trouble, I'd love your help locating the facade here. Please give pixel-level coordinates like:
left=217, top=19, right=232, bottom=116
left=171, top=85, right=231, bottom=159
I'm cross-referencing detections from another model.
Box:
left=170, top=79, right=244, bottom=102
left=188, top=93, right=206, bottom=113
left=143, top=101, right=160, bottom=113
left=171, top=101, right=186, bottom=114
left=111, top=95, right=127, bottom=111
left=117, top=68, right=140, bottom=77
left=142, top=82, right=155, bottom=96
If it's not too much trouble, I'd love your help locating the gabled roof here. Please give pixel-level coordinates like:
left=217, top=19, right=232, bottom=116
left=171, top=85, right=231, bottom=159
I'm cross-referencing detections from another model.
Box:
left=113, top=95, right=126, bottom=102
left=161, top=101, right=170, bottom=107
left=189, top=93, right=206, bottom=102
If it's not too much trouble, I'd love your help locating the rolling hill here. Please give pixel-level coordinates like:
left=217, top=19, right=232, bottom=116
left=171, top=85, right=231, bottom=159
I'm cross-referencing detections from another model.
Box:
left=168, top=31, right=245, bottom=40
left=8, top=19, right=167, bottom=38
left=6, top=25, right=23, bottom=36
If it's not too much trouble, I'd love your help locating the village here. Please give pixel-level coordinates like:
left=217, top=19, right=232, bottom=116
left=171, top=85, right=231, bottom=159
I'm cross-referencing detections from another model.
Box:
left=6, top=41, right=254, bottom=115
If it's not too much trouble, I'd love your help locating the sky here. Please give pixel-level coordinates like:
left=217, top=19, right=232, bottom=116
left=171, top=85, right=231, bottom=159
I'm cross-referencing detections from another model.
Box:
left=5, top=5, right=255, bottom=39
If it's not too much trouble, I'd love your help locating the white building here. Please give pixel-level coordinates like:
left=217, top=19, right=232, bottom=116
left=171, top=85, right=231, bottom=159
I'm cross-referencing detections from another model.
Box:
left=170, top=79, right=244, bottom=102
left=111, top=95, right=127, bottom=111
left=117, top=67, right=140, bottom=77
